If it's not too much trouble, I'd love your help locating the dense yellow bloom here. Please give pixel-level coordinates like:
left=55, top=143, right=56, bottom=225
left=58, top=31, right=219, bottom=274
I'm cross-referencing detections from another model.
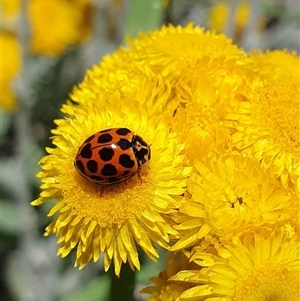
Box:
left=28, top=0, right=93, bottom=56
left=74, top=23, right=249, bottom=155
left=248, top=50, right=300, bottom=79
left=98, top=23, right=245, bottom=82
left=128, top=23, right=244, bottom=63
left=71, top=61, right=176, bottom=113
left=229, top=72, right=300, bottom=196
left=0, top=32, right=21, bottom=112
left=173, top=104, right=231, bottom=162
left=174, top=228, right=300, bottom=301
left=142, top=253, right=196, bottom=301
left=171, top=152, right=298, bottom=251
left=87, top=24, right=248, bottom=165
left=31, top=68, right=191, bottom=276
left=81, top=52, right=249, bottom=163
left=77, top=25, right=248, bottom=159
left=171, top=54, right=253, bottom=162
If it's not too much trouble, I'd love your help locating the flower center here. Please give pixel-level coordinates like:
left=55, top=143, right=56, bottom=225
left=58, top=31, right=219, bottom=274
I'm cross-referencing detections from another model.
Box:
left=252, top=80, right=300, bottom=159
left=234, top=263, right=299, bottom=301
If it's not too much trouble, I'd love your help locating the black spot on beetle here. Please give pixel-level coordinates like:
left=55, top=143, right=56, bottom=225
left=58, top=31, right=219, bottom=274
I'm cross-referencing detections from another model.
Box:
left=119, top=154, right=135, bottom=168
left=98, top=147, right=114, bottom=161
left=117, top=139, right=132, bottom=150
left=75, top=160, right=85, bottom=173
left=80, top=143, right=93, bottom=159
left=116, top=128, right=131, bottom=136
left=97, top=133, right=113, bottom=144
left=101, top=164, right=118, bottom=176
left=87, top=160, right=98, bottom=173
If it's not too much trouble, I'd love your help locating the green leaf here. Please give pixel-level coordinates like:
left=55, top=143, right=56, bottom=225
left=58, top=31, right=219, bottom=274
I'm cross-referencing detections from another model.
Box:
left=124, top=0, right=164, bottom=38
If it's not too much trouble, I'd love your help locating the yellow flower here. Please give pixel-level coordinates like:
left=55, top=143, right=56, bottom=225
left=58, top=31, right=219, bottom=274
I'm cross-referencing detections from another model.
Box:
left=0, top=0, right=20, bottom=14
left=73, top=0, right=94, bottom=43
left=1, top=0, right=20, bottom=27
left=175, top=54, right=248, bottom=104
left=73, top=24, right=247, bottom=134
left=28, top=0, right=93, bottom=57
left=71, top=61, right=176, bottom=113
left=100, top=23, right=245, bottom=80
left=31, top=70, right=191, bottom=276
left=171, top=53, right=253, bottom=162
left=128, top=23, right=244, bottom=61
left=171, top=152, right=298, bottom=251
left=172, top=103, right=231, bottom=163
left=95, top=24, right=247, bottom=166
left=0, top=31, right=21, bottom=112
left=248, top=50, right=300, bottom=79
left=141, top=253, right=196, bottom=301
left=78, top=54, right=248, bottom=163
left=229, top=72, right=300, bottom=196
left=174, top=228, right=300, bottom=301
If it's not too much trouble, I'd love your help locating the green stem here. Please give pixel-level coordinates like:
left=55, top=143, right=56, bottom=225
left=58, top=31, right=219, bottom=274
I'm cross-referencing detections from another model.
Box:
left=124, top=0, right=164, bottom=38
left=109, top=263, right=135, bottom=301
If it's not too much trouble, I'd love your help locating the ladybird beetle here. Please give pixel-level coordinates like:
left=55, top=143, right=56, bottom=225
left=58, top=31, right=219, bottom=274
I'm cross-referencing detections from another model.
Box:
left=74, top=128, right=151, bottom=184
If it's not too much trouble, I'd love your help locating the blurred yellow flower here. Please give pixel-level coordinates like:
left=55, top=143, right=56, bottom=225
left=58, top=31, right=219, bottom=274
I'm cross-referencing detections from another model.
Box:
left=209, top=0, right=266, bottom=42
left=209, top=1, right=250, bottom=38
left=171, top=152, right=298, bottom=251
left=28, top=0, right=93, bottom=56
left=174, top=228, right=300, bottom=301
left=1, top=0, right=20, bottom=27
left=0, top=32, right=21, bottom=112
left=0, top=0, right=20, bottom=14
left=31, top=69, right=191, bottom=276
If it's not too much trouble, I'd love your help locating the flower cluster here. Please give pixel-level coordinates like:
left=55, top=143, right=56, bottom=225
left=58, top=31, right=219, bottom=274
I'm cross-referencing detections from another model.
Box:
left=33, top=24, right=299, bottom=299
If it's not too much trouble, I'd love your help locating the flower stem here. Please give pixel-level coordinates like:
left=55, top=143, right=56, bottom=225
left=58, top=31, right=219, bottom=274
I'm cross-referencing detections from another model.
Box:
left=109, top=263, right=135, bottom=301
left=124, top=0, right=164, bottom=38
